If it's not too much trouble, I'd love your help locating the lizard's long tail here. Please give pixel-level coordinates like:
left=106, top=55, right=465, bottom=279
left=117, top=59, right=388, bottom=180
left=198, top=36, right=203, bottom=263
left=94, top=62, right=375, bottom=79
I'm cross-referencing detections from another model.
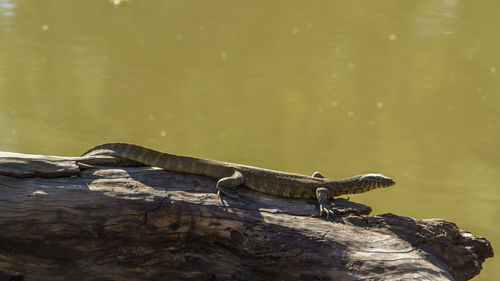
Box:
left=81, top=143, right=209, bottom=175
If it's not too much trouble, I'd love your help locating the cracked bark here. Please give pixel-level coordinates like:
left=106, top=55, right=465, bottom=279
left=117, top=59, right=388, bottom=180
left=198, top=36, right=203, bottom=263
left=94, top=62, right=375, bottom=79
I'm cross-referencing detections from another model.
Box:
left=0, top=151, right=493, bottom=281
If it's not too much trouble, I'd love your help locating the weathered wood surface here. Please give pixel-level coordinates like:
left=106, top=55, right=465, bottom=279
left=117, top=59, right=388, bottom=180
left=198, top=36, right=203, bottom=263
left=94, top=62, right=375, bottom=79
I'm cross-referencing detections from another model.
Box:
left=0, top=151, right=493, bottom=281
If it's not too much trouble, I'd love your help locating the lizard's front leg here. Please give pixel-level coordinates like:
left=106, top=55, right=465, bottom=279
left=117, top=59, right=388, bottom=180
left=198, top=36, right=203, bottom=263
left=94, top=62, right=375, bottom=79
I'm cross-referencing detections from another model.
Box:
left=216, top=170, right=244, bottom=199
left=315, top=187, right=338, bottom=218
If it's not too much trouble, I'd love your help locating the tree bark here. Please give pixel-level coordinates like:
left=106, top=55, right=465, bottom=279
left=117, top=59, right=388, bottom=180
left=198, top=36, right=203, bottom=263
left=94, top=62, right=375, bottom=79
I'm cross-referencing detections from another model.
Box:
left=0, top=151, right=493, bottom=281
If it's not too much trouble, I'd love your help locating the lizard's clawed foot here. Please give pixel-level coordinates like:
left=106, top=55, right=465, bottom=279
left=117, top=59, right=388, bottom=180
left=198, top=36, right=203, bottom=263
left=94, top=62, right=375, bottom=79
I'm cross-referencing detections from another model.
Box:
left=319, top=203, right=337, bottom=219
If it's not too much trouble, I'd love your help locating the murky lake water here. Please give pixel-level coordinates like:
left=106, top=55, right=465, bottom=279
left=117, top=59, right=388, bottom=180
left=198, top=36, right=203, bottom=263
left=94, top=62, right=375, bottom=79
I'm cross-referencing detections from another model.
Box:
left=1, top=0, right=498, bottom=279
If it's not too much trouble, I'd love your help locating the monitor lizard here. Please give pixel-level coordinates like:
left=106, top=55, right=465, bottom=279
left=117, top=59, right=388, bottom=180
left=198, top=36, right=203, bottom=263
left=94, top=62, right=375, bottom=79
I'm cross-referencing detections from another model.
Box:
left=81, top=143, right=395, bottom=218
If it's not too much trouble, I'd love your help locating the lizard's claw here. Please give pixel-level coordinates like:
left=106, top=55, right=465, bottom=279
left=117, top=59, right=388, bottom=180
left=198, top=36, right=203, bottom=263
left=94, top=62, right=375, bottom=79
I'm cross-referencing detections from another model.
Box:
left=217, top=186, right=240, bottom=199
left=319, top=203, right=336, bottom=219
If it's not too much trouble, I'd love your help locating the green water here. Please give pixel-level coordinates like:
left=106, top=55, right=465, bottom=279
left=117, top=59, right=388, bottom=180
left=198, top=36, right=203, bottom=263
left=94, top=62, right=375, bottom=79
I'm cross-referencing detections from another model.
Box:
left=1, top=0, right=498, bottom=279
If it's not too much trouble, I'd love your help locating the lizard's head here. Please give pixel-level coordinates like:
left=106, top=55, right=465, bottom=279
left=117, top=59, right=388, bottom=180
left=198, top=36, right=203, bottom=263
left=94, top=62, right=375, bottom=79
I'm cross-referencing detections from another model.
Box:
left=358, top=173, right=395, bottom=189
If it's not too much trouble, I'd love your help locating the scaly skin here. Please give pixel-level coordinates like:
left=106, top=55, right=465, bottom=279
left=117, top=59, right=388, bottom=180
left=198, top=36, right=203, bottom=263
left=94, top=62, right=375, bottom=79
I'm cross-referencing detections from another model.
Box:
left=82, top=143, right=395, bottom=218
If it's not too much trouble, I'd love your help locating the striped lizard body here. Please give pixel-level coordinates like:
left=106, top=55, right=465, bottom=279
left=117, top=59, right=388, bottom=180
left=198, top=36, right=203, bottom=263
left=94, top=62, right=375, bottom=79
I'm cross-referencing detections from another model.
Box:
left=82, top=143, right=395, bottom=218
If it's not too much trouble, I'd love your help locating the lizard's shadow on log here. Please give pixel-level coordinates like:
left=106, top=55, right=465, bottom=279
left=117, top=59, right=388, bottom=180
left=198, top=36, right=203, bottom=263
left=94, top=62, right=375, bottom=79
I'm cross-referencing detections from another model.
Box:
left=89, top=165, right=373, bottom=221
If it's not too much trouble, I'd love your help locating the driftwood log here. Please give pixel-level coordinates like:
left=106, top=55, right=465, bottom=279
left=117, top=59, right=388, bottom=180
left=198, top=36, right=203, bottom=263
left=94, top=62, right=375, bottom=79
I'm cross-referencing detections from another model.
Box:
left=0, top=151, right=493, bottom=281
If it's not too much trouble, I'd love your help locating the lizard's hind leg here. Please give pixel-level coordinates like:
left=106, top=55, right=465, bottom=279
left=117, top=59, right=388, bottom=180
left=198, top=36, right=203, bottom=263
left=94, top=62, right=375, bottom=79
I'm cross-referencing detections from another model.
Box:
left=216, top=170, right=244, bottom=199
